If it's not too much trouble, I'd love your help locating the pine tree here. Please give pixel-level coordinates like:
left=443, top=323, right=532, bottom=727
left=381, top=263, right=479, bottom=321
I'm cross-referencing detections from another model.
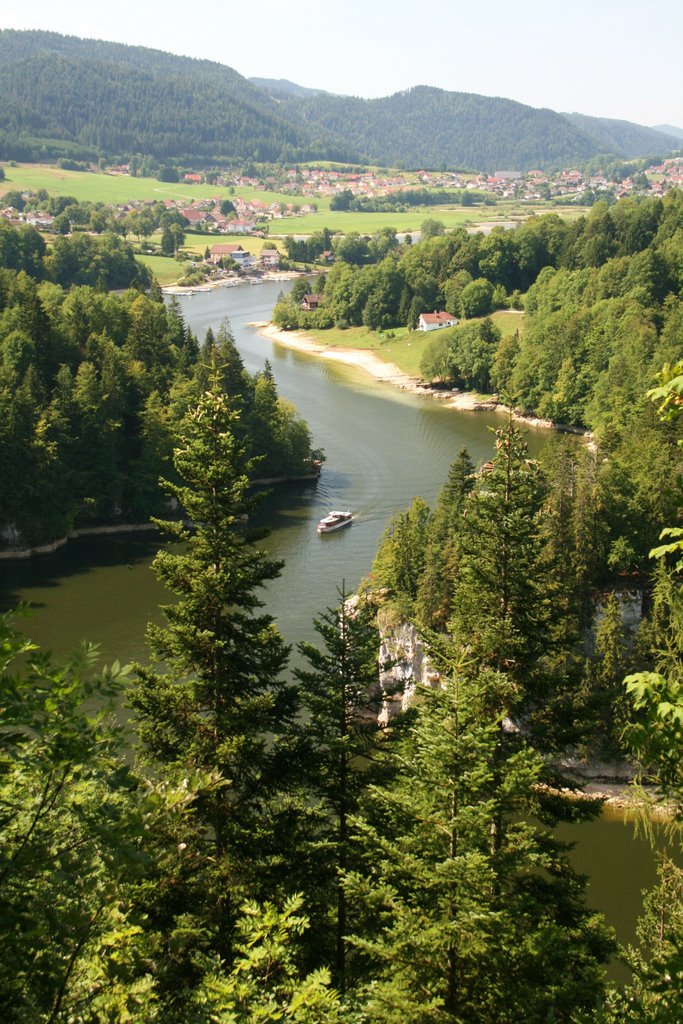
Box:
left=578, top=591, right=631, bottom=757
left=447, top=421, right=551, bottom=708
left=295, top=586, right=387, bottom=992
left=344, top=668, right=614, bottom=1024
left=371, top=497, right=432, bottom=617
left=130, top=361, right=298, bottom=981
left=416, top=447, right=475, bottom=630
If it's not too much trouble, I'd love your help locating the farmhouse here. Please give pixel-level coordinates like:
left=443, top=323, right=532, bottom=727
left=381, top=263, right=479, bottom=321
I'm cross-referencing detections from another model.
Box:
left=417, top=311, right=459, bottom=332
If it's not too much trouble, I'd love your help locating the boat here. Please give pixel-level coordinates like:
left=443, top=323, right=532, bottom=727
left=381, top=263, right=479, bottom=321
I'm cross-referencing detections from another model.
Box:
left=317, top=510, right=353, bottom=534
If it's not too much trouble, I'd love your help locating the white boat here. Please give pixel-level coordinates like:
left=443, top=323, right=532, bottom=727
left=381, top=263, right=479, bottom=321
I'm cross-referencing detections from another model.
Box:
left=317, top=510, right=353, bottom=534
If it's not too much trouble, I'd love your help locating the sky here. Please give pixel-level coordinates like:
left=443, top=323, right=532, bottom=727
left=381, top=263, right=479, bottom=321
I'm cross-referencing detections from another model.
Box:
left=3, top=0, right=682, bottom=130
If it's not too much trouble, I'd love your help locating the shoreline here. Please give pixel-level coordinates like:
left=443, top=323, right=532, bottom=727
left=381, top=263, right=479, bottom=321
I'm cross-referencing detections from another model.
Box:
left=162, top=269, right=307, bottom=296
left=0, top=472, right=320, bottom=561
left=254, top=323, right=587, bottom=433
left=0, top=521, right=160, bottom=561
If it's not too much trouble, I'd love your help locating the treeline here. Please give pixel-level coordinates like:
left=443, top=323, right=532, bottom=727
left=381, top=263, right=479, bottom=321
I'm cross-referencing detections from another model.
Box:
left=429, top=191, right=683, bottom=433
left=282, top=226, right=400, bottom=268
left=0, top=227, right=318, bottom=547
left=0, top=220, right=150, bottom=289
left=331, top=186, right=496, bottom=212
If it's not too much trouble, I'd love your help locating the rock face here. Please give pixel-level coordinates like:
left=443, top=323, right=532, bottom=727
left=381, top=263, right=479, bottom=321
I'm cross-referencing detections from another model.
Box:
left=377, top=620, right=441, bottom=725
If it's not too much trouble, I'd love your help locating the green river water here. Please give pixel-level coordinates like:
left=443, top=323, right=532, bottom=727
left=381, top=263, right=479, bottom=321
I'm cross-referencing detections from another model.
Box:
left=1, top=280, right=665, bottom=973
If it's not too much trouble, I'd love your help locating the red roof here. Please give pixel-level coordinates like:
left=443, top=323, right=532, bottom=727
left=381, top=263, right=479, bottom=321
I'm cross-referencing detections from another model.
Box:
left=420, top=311, right=456, bottom=325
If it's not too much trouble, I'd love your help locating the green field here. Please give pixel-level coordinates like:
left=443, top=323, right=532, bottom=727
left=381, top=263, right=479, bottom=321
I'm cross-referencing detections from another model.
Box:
left=135, top=254, right=184, bottom=286
left=1, top=164, right=583, bottom=238
left=266, top=201, right=583, bottom=237
left=0, top=164, right=238, bottom=205
left=181, top=233, right=282, bottom=257
left=303, top=310, right=525, bottom=380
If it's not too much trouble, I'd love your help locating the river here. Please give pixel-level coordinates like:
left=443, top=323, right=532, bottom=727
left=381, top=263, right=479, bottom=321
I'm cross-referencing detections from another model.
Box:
left=0, top=279, right=663, bottom=969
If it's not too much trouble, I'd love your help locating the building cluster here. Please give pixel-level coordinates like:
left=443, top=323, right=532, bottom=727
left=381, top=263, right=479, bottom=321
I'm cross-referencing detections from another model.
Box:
left=186, top=160, right=683, bottom=204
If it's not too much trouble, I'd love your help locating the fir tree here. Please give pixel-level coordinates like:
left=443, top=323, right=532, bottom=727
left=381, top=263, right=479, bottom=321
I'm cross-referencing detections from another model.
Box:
left=295, top=586, right=387, bottom=992
left=416, top=446, right=475, bottom=630
left=130, top=360, right=298, bottom=987
left=344, top=668, right=614, bottom=1024
left=447, top=421, right=564, bottom=734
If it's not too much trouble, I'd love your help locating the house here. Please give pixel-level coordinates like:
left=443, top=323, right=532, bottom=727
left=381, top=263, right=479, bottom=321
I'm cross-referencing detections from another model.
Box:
left=223, top=218, right=257, bottom=234
left=260, top=249, right=280, bottom=268
left=208, top=243, right=256, bottom=268
left=181, top=209, right=207, bottom=225
left=417, top=311, right=458, bottom=332
left=301, top=294, right=323, bottom=311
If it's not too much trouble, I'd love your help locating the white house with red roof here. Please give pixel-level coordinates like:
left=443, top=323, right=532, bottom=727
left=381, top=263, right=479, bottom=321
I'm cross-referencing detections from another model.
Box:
left=417, top=311, right=459, bottom=332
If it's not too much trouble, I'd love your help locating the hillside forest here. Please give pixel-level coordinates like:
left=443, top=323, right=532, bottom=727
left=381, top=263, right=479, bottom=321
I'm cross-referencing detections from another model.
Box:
left=0, top=221, right=318, bottom=546
left=2, top=186, right=683, bottom=1022
left=0, top=30, right=680, bottom=171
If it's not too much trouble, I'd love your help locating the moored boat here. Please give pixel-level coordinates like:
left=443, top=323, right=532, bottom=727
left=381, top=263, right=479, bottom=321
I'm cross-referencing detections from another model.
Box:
left=317, top=510, right=353, bottom=534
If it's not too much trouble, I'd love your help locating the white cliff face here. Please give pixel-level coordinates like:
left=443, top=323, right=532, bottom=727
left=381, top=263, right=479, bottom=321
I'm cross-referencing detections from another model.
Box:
left=377, top=621, right=441, bottom=725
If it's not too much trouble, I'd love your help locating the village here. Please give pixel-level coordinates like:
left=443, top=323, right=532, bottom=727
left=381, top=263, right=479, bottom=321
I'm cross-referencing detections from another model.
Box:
left=4, top=155, right=683, bottom=240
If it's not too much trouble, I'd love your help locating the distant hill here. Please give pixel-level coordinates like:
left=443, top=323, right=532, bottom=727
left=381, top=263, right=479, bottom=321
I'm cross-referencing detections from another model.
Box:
left=562, top=112, right=681, bottom=158
left=653, top=123, right=683, bottom=141
left=0, top=29, right=354, bottom=164
left=0, top=31, right=678, bottom=172
left=274, top=86, right=605, bottom=172
left=249, top=77, right=331, bottom=99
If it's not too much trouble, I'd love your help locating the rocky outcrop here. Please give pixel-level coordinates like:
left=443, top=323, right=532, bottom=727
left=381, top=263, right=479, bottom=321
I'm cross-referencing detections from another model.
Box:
left=376, top=620, right=441, bottom=725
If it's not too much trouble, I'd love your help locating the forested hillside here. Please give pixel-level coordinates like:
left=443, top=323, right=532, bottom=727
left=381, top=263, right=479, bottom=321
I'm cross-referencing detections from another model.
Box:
left=563, top=111, right=680, bottom=159
left=276, top=190, right=683, bottom=433
left=0, top=30, right=351, bottom=165
left=1, top=30, right=679, bottom=170
left=0, top=222, right=317, bottom=548
left=268, top=85, right=681, bottom=171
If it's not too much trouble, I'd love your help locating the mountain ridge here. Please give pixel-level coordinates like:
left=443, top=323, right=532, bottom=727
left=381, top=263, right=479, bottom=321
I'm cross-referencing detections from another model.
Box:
left=0, top=29, right=679, bottom=172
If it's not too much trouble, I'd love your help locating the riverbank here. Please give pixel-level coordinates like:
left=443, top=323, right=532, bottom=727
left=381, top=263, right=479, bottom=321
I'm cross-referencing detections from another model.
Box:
left=163, top=269, right=307, bottom=296
left=255, top=323, right=586, bottom=434
left=0, top=468, right=320, bottom=561
left=0, top=522, right=160, bottom=561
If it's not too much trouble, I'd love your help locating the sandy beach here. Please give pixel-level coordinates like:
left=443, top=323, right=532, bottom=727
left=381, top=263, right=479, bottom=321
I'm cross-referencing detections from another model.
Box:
left=254, top=322, right=571, bottom=428
left=254, top=323, right=514, bottom=413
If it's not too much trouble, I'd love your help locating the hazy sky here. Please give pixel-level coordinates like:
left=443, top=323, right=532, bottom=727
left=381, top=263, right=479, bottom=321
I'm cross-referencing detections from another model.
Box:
left=3, top=1, right=682, bottom=129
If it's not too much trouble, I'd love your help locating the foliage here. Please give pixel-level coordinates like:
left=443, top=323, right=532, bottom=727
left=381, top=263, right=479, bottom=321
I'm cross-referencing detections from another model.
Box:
left=344, top=670, right=614, bottom=1023
left=191, top=896, right=342, bottom=1023
left=0, top=612, right=160, bottom=1022
left=295, top=588, right=388, bottom=990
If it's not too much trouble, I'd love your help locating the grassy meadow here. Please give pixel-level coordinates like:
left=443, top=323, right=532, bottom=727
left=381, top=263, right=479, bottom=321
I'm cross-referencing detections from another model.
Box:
left=135, top=254, right=184, bottom=286
left=1, top=164, right=582, bottom=239
left=302, top=309, right=525, bottom=380
left=181, top=233, right=282, bottom=257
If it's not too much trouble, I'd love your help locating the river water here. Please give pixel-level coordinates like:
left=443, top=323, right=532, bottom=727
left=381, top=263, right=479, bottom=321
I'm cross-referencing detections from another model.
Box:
left=0, top=279, right=663, bottom=965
